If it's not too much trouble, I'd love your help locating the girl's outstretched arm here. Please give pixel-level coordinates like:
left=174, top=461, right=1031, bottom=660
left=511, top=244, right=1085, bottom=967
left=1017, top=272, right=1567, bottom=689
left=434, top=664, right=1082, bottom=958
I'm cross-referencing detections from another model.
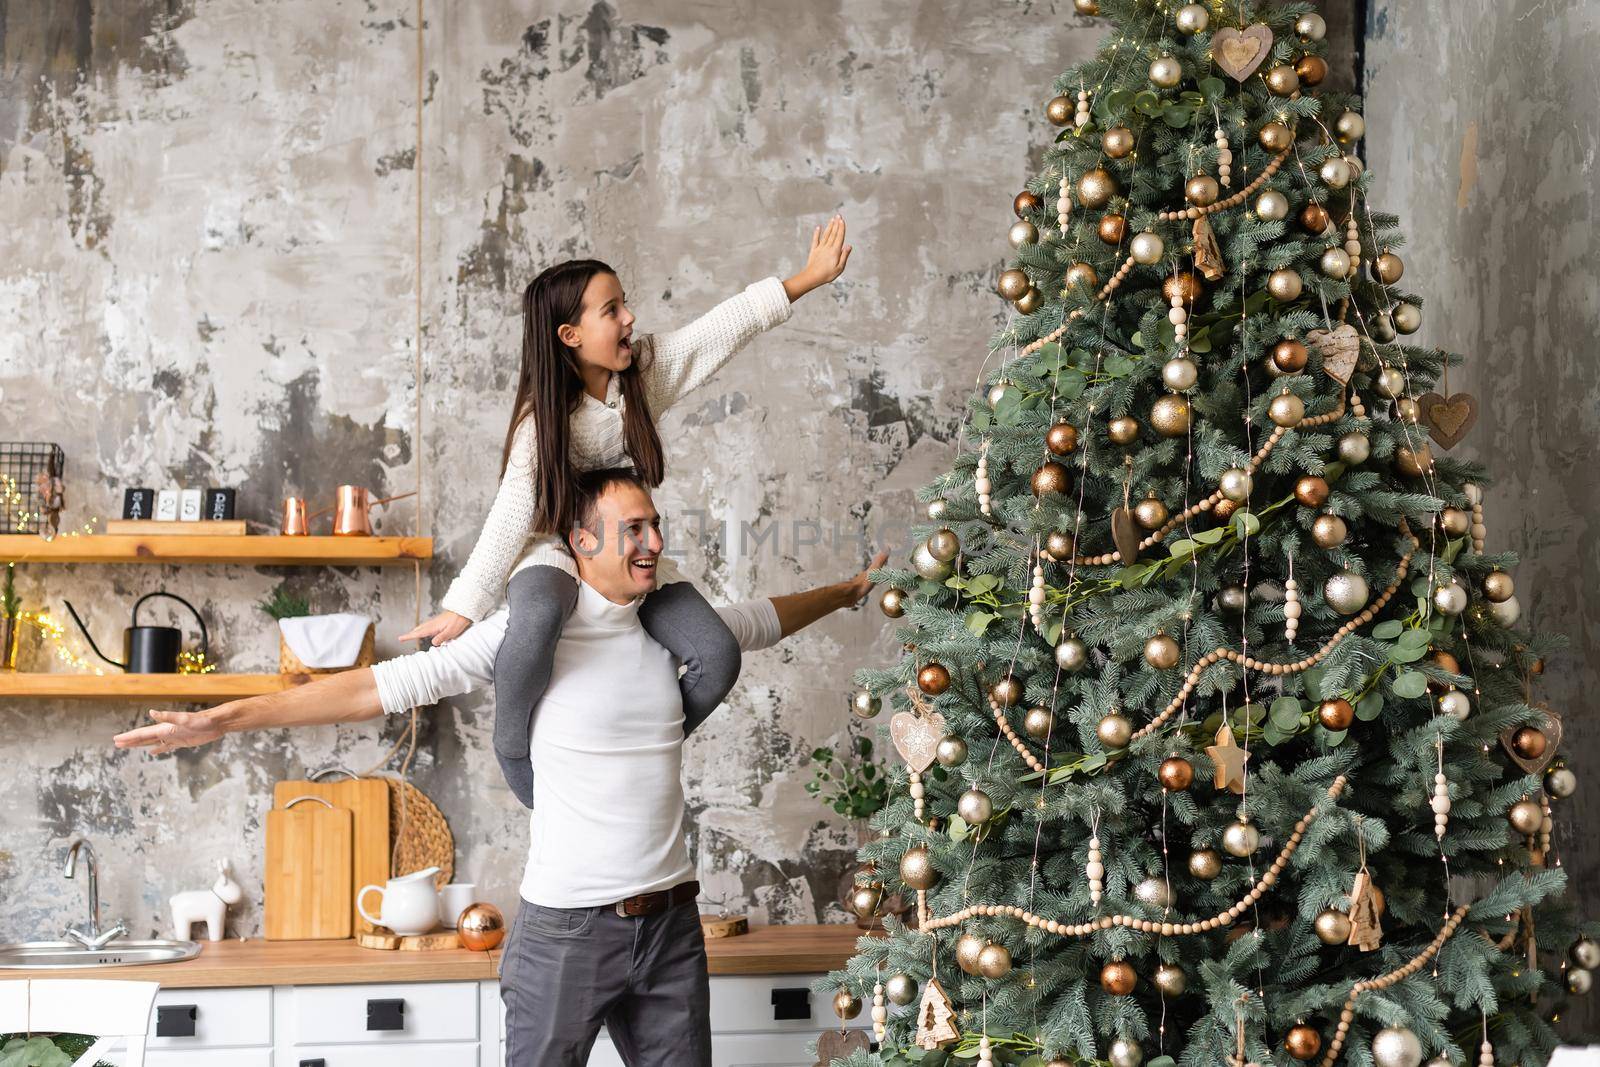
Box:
left=782, top=214, right=851, bottom=303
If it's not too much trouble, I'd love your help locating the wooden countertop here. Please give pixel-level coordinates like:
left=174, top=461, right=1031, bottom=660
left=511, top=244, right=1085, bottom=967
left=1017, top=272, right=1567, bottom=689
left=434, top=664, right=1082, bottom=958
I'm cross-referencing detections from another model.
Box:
left=4, top=924, right=875, bottom=988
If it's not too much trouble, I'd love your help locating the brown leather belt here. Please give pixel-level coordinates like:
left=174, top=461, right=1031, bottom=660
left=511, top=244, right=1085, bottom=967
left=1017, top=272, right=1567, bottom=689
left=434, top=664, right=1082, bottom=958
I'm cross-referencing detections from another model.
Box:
left=612, top=879, right=700, bottom=918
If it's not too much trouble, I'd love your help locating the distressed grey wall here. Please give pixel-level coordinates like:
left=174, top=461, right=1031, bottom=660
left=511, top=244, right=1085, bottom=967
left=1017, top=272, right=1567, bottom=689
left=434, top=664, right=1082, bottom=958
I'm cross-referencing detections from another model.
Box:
left=0, top=0, right=1171, bottom=940
left=1364, top=0, right=1600, bottom=1034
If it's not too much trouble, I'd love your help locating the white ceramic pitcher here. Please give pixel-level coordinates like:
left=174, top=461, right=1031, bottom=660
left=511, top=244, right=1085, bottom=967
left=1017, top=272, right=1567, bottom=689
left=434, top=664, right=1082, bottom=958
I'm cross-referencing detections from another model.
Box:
left=357, top=866, right=442, bottom=936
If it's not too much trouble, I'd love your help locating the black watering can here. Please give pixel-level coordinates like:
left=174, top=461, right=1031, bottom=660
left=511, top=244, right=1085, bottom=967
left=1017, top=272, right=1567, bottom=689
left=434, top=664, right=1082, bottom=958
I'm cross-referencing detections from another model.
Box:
left=63, top=592, right=210, bottom=674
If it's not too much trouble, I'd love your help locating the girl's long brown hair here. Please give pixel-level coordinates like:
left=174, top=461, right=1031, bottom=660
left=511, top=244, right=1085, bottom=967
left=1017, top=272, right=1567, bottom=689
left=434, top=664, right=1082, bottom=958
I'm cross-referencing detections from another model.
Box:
left=502, top=259, right=665, bottom=537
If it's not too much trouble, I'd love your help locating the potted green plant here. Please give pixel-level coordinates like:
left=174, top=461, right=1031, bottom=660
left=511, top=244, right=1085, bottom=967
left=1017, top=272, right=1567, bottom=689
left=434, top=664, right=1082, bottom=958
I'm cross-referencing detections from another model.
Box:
left=259, top=584, right=374, bottom=675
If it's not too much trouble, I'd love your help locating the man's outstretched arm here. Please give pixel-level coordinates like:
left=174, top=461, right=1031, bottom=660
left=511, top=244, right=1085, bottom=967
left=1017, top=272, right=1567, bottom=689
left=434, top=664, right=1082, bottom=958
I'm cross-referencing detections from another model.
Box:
left=113, top=667, right=384, bottom=754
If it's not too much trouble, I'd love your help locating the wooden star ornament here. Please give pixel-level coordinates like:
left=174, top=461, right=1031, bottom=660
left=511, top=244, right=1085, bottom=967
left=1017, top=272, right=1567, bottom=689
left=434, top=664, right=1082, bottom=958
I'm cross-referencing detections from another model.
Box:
left=1206, top=722, right=1250, bottom=794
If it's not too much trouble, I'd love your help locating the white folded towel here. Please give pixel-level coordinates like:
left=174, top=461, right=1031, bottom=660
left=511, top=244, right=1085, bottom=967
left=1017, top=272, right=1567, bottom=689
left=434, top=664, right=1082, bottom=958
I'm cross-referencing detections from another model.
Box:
left=279, top=613, right=371, bottom=668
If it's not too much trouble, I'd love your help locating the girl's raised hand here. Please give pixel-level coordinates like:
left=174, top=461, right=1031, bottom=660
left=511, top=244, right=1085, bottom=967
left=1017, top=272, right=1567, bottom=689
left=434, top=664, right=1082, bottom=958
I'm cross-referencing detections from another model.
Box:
left=398, top=609, right=471, bottom=645
left=784, top=215, right=851, bottom=301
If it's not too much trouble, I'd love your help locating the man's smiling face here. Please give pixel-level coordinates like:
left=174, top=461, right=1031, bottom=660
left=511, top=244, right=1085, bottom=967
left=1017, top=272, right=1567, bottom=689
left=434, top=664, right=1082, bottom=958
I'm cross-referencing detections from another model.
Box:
left=569, top=480, right=663, bottom=603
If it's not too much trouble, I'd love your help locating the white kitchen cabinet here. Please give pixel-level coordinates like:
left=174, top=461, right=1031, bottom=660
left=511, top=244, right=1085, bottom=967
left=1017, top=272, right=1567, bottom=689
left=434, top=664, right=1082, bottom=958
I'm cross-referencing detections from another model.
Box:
left=146, top=1051, right=275, bottom=1067
left=282, top=981, right=480, bottom=1045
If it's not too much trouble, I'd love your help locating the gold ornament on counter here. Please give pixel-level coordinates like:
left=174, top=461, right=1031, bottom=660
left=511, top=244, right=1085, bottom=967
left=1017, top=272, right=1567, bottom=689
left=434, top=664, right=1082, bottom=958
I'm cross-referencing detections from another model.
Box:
left=457, top=902, right=506, bottom=951
left=1206, top=722, right=1250, bottom=793
left=1211, top=24, right=1274, bottom=82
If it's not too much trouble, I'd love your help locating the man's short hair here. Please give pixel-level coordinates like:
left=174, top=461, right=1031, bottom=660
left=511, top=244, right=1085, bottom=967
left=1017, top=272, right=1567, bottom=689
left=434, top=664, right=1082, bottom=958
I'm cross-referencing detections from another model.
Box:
left=571, top=467, right=651, bottom=533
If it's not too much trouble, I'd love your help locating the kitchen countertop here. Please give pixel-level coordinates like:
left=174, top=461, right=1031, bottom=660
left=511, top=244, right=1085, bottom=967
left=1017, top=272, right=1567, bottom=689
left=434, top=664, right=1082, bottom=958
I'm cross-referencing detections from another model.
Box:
left=3, top=924, right=877, bottom=987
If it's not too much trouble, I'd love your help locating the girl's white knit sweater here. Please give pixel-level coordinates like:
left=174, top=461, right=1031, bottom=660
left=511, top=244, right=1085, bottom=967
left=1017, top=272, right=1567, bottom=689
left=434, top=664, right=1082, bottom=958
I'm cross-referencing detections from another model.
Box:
left=441, top=276, right=794, bottom=621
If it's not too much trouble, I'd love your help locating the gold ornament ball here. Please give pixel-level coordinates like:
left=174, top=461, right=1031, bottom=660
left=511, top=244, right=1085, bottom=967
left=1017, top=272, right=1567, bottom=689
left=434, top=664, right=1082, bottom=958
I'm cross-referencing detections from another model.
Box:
left=1097, top=712, right=1133, bottom=749
left=880, top=588, right=907, bottom=618
left=1571, top=937, right=1600, bottom=970
left=851, top=690, right=881, bottom=719
left=1154, top=962, right=1188, bottom=996
left=1045, top=529, right=1077, bottom=562
left=1569, top=968, right=1594, bottom=996
left=1512, top=727, right=1548, bottom=760
left=1335, top=110, right=1366, bottom=144
left=918, top=662, right=951, bottom=695
left=1374, top=252, right=1405, bottom=285
left=1395, top=445, right=1433, bottom=478
left=958, top=787, right=994, bottom=825
left=1149, top=55, right=1184, bottom=88
left=1024, top=705, right=1055, bottom=740
left=1297, top=12, right=1328, bottom=40
left=1099, top=213, right=1128, bottom=245
left=1132, top=230, right=1166, bottom=264
left=1265, top=64, right=1300, bottom=96
left=936, top=735, right=969, bottom=767
left=457, top=902, right=506, bottom=951
left=1273, top=339, right=1309, bottom=373
left=834, top=988, right=863, bottom=1020
left=1339, top=432, right=1371, bottom=464
left=1134, top=495, right=1169, bottom=530
left=1151, top=394, right=1192, bottom=438
left=1270, top=391, right=1305, bottom=427
left=1014, top=189, right=1042, bottom=218
left=1268, top=268, right=1304, bottom=302
left=1395, top=396, right=1421, bottom=423
left=1188, top=849, right=1222, bottom=880
left=1296, top=54, right=1329, bottom=87
left=1046, top=95, right=1073, bottom=126
left=1300, top=203, right=1331, bottom=234
left=977, top=941, right=1012, bottom=979
left=1320, top=156, right=1352, bottom=190
left=1159, top=756, right=1195, bottom=790
left=1295, top=476, right=1330, bottom=507
left=1258, top=121, right=1294, bottom=151
left=1047, top=421, right=1080, bottom=456
left=1056, top=635, right=1090, bottom=671
left=885, top=972, right=918, bottom=1005
left=1315, top=908, right=1353, bottom=944
left=1287, top=1024, right=1324, bottom=1061
left=1312, top=513, right=1348, bottom=548
left=991, top=674, right=1025, bottom=707
left=927, top=498, right=948, bottom=520
left=1320, top=247, right=1352, bottom=278
left=1175, top=3, right=1209, bottom=34
left=1032, top=460, right=1071, bottom=496
left=998, top=268, right=1029, bottom=300
left=1074, top=0, right=1100, bottom=14
left=1144, top=633, right=1181, bottom=669
left=913, top=542, right=953, bottom=581
left=1163, top=356, right=1198, bottom=392
left=1065, top=262, right=1100, bottom=291
left=1219, top=468, right=1253, bottom=503
left=1255, top=188, right=1290, bottom=221
left=1108, top=416, right=1141, bottom=445
left=850, top=883, right=883, bottom=919
left=1439, top=507, right=1470, bottom=536
left=899, top=845, right=938, bottom=890
left=1217, top=584, right=1248, bottom=613
left=1185, top=174, right=1220, bottom=207
left=927, top=528, right=960, bottom=562
left=1110, top=1038, right=1145, bottom=1067
left=1318, top=698, right=1355, bottom=730
left=956, top=932, right=987, bottom=974
left=1372, top=1028, right=1423, bottom=1067
left=1015, top=287, right=1043, bottom=315
left=1009, top=219, right=1039, bottom=249
left=1324, top=571, right=1370, bottom=615
left=1100, top=960, right=1137, bottom=995
left=1393, top=302, right=1422, bottom=334
left=1077, top=168, right=1117, bottom=208
left=1162, top=270, right=1204, bottom=304
left=1223, top=818, right=1261, bottom=857
left=1103, top=126, right=1135, bottom=158
left=1483, top=571, right=1515, bottom=603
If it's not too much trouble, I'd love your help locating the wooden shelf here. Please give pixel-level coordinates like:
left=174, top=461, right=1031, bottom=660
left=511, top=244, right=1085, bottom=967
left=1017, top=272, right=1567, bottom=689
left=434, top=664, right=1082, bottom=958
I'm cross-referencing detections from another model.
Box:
left=0, top=673, right=318, bottom=700
left=0, top=534, right=431, bottom=566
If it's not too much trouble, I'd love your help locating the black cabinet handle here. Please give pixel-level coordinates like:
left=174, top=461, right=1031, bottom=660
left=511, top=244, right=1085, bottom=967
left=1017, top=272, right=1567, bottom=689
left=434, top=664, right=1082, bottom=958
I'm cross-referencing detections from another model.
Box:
left=770, top=986, right=811, bottom=1021
left=299, top=1060, right=326, bottom=1067
left=155, top=1004, right=196, bottom=1038
left=366, top=997, right=406, bottom=1031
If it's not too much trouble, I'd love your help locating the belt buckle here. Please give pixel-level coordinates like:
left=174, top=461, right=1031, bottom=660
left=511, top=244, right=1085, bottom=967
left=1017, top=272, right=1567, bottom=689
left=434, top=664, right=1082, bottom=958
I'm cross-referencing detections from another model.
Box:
left=614, top=899, right=633, bottom=918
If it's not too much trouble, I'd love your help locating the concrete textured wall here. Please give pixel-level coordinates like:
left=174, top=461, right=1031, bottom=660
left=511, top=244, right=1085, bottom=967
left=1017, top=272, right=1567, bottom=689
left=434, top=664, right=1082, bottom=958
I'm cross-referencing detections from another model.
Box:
left=0, top=0, right=1141, bottom=941
left=1364, top=0, right=1600, bottom=1034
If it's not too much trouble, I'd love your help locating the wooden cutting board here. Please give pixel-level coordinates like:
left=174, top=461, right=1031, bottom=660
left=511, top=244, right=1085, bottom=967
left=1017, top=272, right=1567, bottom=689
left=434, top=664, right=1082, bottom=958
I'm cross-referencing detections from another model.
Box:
left=264, top=796, right=353, bottom=940
left=273, top=777, right=391, bottom=933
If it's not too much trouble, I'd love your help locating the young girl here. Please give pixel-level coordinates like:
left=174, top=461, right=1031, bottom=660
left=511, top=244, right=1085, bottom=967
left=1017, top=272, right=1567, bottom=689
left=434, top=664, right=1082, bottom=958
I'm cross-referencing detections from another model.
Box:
left=399, top=217, right=851, bottom=806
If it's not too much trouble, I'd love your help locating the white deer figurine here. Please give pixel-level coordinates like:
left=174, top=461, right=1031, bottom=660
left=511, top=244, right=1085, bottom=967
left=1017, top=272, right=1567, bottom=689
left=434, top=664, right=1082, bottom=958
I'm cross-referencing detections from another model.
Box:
left=170, top=859, right=243, bottom=941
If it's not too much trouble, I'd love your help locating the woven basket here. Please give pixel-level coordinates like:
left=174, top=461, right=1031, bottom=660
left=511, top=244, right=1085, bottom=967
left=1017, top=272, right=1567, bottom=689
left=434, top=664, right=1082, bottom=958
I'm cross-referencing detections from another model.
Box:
left=279, top=623, right=375, bottom=675
left=379, top=774, right=453, bottom=888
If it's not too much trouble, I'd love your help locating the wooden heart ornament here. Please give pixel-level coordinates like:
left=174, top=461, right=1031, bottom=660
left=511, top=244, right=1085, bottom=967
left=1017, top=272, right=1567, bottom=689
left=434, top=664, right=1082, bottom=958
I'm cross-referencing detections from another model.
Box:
left=1417, top=392, right=1479, bottom=450
left=814, top=1027, right=870, bottom=1064
left=890, top=710, right=947, bottom=772
left=1500, top=706, right=1563, bottom=775
left=1306, top=324, right=1361, bottom=385
left=1111, top=505, right=1142, bottom=564
left=1211, top=24, right=1274, bottom=82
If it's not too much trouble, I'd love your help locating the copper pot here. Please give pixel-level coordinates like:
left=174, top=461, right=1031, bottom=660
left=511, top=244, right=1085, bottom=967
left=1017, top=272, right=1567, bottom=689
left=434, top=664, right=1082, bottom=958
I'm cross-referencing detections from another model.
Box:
left=333, top=486, right=416, bottom=537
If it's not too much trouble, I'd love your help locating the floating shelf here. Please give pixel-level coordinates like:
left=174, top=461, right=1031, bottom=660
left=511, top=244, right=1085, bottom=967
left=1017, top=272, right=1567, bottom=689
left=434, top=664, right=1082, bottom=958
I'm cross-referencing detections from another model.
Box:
left=0, top=535, right=431, bottom=566
left=0, top=673, right=318, bottom=701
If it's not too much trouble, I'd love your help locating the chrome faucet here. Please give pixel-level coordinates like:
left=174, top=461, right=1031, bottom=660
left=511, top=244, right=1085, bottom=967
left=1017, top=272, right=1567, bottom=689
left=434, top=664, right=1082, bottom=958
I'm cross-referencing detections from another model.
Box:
left=62, top=838, right=127, bottom=949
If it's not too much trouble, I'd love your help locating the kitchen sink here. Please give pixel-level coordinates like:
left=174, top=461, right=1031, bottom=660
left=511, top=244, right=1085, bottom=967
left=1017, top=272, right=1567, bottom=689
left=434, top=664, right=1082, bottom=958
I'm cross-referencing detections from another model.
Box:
left=0, top=939, right=202, bottom=969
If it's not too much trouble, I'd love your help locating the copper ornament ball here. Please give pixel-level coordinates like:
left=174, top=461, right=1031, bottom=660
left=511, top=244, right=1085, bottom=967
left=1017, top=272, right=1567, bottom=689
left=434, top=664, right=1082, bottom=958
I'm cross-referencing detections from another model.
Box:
left=1273, top=339, right=1309, bottom=373
left=1318, top=698, right=1355, bottom=731
left=1483, top=570, right=1515, bottom=603
left=1395, top=445, right=1433, bottom=478
left=457, top=902, right=506, bottom=951
left=991, top=674, right=1025, bottom=707
left=880, top=588, right=907, bottom=618
left=1108, top=416, right=1141, bottom=445
left=1103, top=126, right=1135, bottom=158
left=977, top=941, right=1013, bottom=979
left=1374, top=252, right=1406, bottom=285
left=1032, top=460, right=1071, bottom=496
left=1099, top=213, right=1128, bottom=244
left=1185, top=174, right=1220, bottom=207
left=918, top=662, right=951, bottom=695
left=1432, top=649, right=1461, bottom=677
left=1014, top=189, right=1042, bottom=218
left=1046, top=94, right=1073, bottom=126
left=1145, top=633, right=1181, bottom=669
left=1258, top=121, right=1294, bottom=151
left=1077, top=167, right=1117, bottom=208
left=1015, top=287, right=1043, bottom=315
left=956, top=932, right=987, bottom=974
left=1295, top=476, right=1331, bottom=507
left=833, top=988, right=863, bottom=1020
left=1151, top=394, right=1192, bottom=438
left=1265, top=64, right=1301, bottom=96
left=1295, top=54, right=1329, bottom=86
left=998, top=268, right=1030, bottom=300
left=1065, top=262, right=1100, bottom=291
left=1162, top=271, right=1203, bottom=304
left=1074, top=0, right=1101, bottom=14
left=1513, top=727, right=1548, bottom=760
left=1300, top=203, right=1332, bottom=234
left=1286, top=1024, right=1324, bottom=1061
left=1212, top=498, right=1239, bottom=521
left=1045, top=529, right=1077, bottom=562
left=1100, top=960, right=1138, bottom=995
left=1312, top=513, right=1348, bottom=548
left=1159, top=755, right=1195, bottom=791
left=1134, top=495, right=1169, bottom=530
left=1047, top=421, right=1080, bottom=456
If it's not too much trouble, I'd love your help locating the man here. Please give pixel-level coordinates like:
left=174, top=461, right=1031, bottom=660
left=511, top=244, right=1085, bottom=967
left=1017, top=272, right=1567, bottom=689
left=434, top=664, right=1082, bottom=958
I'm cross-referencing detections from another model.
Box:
left=115, top=467, right=885, bottom=1067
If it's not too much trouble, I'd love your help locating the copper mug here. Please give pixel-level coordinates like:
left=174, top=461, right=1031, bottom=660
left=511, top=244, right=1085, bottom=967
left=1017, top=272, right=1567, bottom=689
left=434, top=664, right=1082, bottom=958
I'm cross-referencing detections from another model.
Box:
left=281, top=496, right=311, bottom=536
left=333, top=486, right=416, bottom=537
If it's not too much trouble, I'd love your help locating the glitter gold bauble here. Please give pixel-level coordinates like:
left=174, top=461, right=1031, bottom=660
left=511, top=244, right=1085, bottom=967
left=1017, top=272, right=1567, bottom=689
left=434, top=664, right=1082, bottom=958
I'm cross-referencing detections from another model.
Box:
left=1269, top=391, right=1305, bottom=427
left=1265, top=64, right=1300, bottom=95
left=1268, top=268, right=1304, bottom=302
left=1046, top=95, right=1073, bottom=126
left=957, top=787, right=994, bottom=825
left=1295, top=54, right=1329, bottom=86
left=977, top=942, right=1012, bottom=979
left=850, top=883, right=882, bottom=918
left=880, top=588, right=907, bottom=618
left=1294, top=476, right=1330, bottom=507
left=936, top=735, right=968, bottom=767
left=998, top=268, right=1029, bottom=300
left=1315, top=908, right=1353, bottom=944
left=1015, top=287, right=1043, bottom=315
left=1014, top=190, right=1042, bottom=218
left=1047, top=421, right=1079, bottom=455
left=1100, top=960, right=1137, bottom=995
left=1371, top=1027, right=1423, bottom=1067
left=1045, top=530, right=1076, bottom=562
left=1103, top=126, right=1135, bottom=158
left=1144, top=633, right=1180, bottom=669
left=1024, top=705, right=1054, bottom=740
left=1150, top=394, right=1192, bottom=437
left=1188, top=849, right=1222, bottom=880
left=457, top=902, right=506, bottom=950
left=918, top=663, right=950, bottom=695
left=834, top=988, right=862, bottom=1019
left=1162, top=271, right=1203, bottom=304
left=1134, top=877, right=1172, bottom=909
left=1154, top=962, right=1188, bottom=995
left=956, top=932, right=986, bottom=974
left=990, top=674, right=1025, bottom=707
left=1159, top=756, right=1194, bottom=790
left=1185, top=174, right=1220, bottom=206
left=1099, top=213, right=1128, bottom=244
left=1078, top=167, right=1117, bottom=208
left=1318, top=698, right=1354, bottom=730
left=1064, top=263, right=1099, bottom=293
left=1324, top=572, right=1370, bottom=615
left=1287, top=1024, right=1324, bottom=1060
left=899, top=846, right=938, bottom=890
left=1108, top=416, right=1141, bottom=445
left=1300, top=203, right=1331, bottom=234
left=1374, top=252, right=1405, bottom=284
left=1219, top=468, right=1253, bottom=503
left=1097, top=713, right=1133, bottom=749
left=1132, top=230, right=1165, bottom=264
left=1258, top=121, right=1294, bottom=151
left=1255, top=188, right=1289, bottom=220
left=1312, top=513, right=1347, bottom=548
left=1175, top=3, right=1209, bottom=33
left=1055, top=635, right=1090, bottom=671
left=1134, top=494, right=1169, bottom=530
left=1032, top=460, right=1071, bottom=496
left=1273, top=339, right=1308, bottom=373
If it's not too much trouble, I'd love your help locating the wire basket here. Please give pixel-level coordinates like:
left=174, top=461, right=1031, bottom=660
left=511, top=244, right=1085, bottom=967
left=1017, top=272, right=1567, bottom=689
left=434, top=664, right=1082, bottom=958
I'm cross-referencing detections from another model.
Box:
left=0, top=442, right=65, bottom=535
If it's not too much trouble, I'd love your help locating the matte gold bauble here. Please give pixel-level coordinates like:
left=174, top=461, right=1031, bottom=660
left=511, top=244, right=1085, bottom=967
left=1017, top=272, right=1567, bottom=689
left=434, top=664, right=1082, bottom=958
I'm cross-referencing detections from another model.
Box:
left=1335, top=110, right=1366, bottom=144
left=913, top=542, right=953, bottom=581
left=1015, top=287, right=1043, bottom=315
left=1032, top=460, right=1071, bottom=496
left=1295, top=54, right=1329, bottom=86
left=1100, top=960, right=1137, bottom=995
left=1294, top=476, right=1330, bottom=507
left=1097, top=713, right=1133, bottom=749
left=1273, top=339, right=1309, bottom=373
left=1188, top=849, right=1222, bottom=880
left=1045, top=529, right=1076, bottom=562
left=1318, top=698, right=1354, bottom=730
left=880, top=588, right=907, bottom=618
left=1395, top=396, right=1420, bottom=423
left=1507, top=798, right=1544, bottom=835
left=1159, top=755, right=1194, bottom=790
left=1103, top=126, right=1135, bottom=158
left=936, top=735, right=968, bottom=767
left=1268, top=268, right=1304, bottom=302
left=977, top=941, right=1012, bottom=979
left=834, top=988, right=863, bottom=1019
left=1338, top=432, right=1370, bottom=464
left=1185, top=174, right=1220, bottom=207
left=1287, top=1024, right=1324, bottom=1060
left=1175, top=3, right=1209, bottom=34
left=850, top=883, right=883, bottom=918
left=1319, top=156, right=1352, bottom=189
left=1374, top=252, right=1405, bottom=284
left=1300, top=203, right=1331, bottom=234
left=1163, top=356, right=1198, bottom=392
left=1392, top=302, right=1422, bottom=334
left=1483, top=570, right=1515, bottom=603
left=998, top=268, right=1030, bottom=300
left=1078, top=167, right=1117, bottom=208
left=1046, top=94, right=1073, bottom=126
left=1047, top=421, right=1080, bottom=455
left=1569, top=969, right=1594, bottom=995
left=457, top=902, right=507, bottom=950
left=1162, top=271, right=1203, bottom=304
left=1009, top=219, right=1039, bottom=248
left=1055, top=635, right=1090, bottom=671
left=1099, top=213, right=1128, bottom=244
left=852, top=690, right=882, bottom=719
left=927, top=498, right=948, bottom=520
left=918, top=663, right=950, bottom=695
left=1513, top=727, right=1548, bottom=760
left=1110, top=1039, right=1144, bottom=1067
left=990, top=673, right=1025, bottom=707
left=1320, top=247, right=1352, bottom=278
left=1014, top=189, right=1042, bottom=218
left=1312, top=513, right=1347, bottom=548
left=957, top=787, right=994, bottom=825
left=1315, top=908, right=1353, bottom=944
left=885, top=973, right=918, bottom=1005
left=1219, top=467, right=1253, bottom=503
left=1296, top=12, right=1328, bottom=40
left=956, top=932, right=987, bottom=974
left=1255, top=189, right=1289, bottom=221
left=1395, top=444, right=1433, bottom=477
left=1222, top=818, right=1260, bottom=857
left=1151, top=394, right=1192, bottom=437
left=1144, top=633, right=1181, bottom=669
left=1439, top=507, right=1470, bottom=536
left=899, top=845, right=938, bottom=890
left=1024, top=705, right=1054, bottom=740
left=1134, top=494, right=1169, bottom=530
left=1265, top=64, right=1300, bottom=96
left=1258, top=121, right=1294, bottom=151
left=928, top=527, right=960, bottom=562
left=1131, top=230, right=1166, bottom=264
left=1269, top=390, right=1305, bottom=427
left=1108, top=416, right=1141, bottom=445
left=1148, top=54, right=1183, bottom=88
left=1065, top=262, right=1100, bottom=291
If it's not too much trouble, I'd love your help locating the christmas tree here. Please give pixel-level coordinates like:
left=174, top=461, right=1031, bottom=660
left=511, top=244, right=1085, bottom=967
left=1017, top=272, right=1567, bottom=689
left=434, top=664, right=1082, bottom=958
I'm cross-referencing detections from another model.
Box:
left=820, top=3, right=1595, bottom=1066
